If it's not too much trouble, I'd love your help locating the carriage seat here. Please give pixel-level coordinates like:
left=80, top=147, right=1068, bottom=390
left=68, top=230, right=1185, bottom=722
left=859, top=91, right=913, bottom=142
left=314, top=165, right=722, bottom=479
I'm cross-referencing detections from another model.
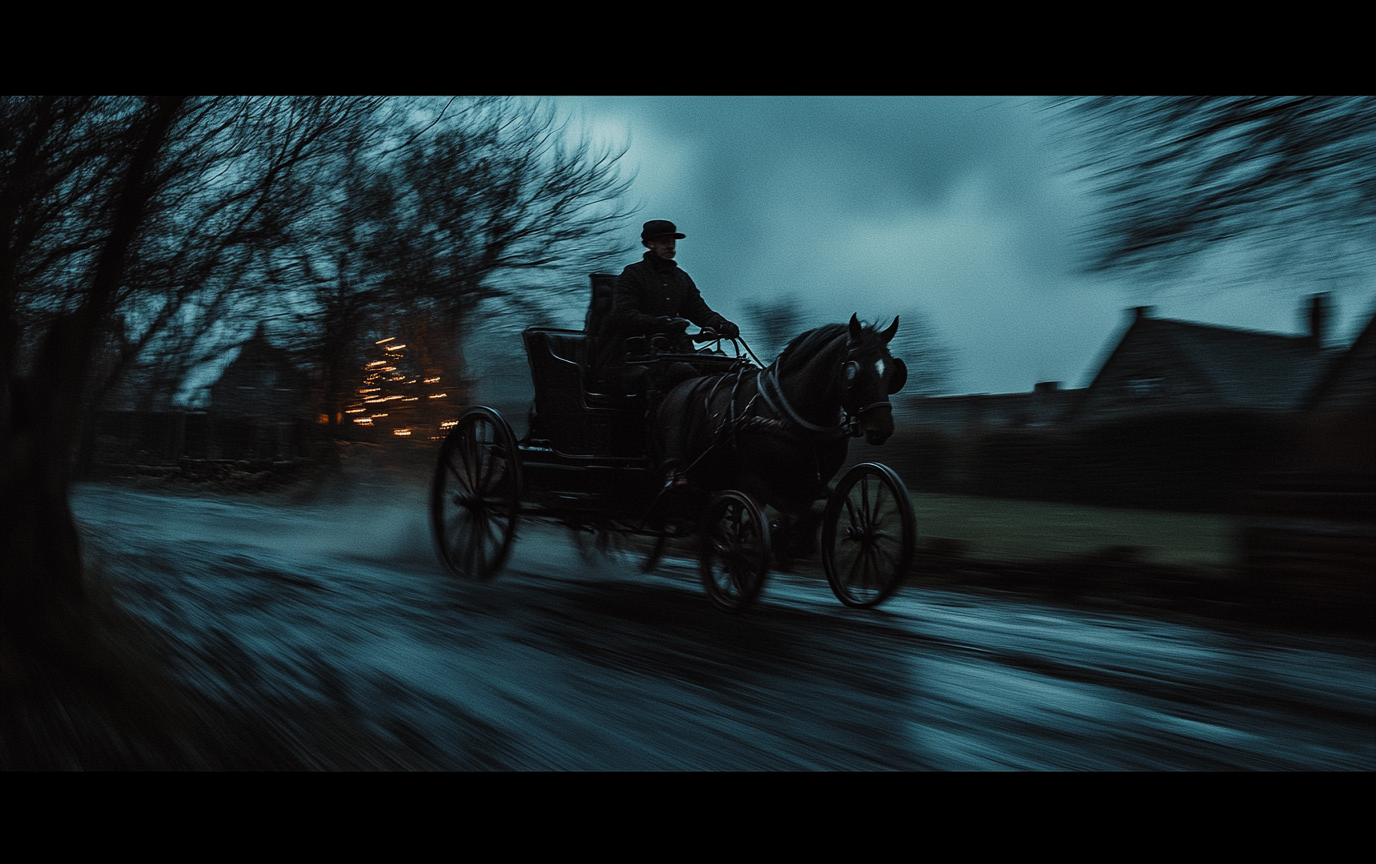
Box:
left=521, top=328, right=642, bottom=416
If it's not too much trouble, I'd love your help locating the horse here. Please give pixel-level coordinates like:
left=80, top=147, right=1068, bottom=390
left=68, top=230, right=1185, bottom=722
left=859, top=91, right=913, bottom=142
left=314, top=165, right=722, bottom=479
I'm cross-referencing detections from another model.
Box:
left=650, top=314, right=908, bottom=555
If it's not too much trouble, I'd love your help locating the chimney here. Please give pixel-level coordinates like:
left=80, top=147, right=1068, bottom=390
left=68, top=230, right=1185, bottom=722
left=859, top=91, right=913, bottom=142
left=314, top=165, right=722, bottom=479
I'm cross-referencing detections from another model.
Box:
left=1132, top=305, right=1153, bottom=322
left=1306, top=293, right=1329, bottom=349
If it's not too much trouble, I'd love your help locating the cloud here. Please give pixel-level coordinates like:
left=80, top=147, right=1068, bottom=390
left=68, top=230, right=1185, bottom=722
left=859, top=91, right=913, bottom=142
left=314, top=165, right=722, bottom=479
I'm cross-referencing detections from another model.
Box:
left=547, top=96, right=1376, bottom=395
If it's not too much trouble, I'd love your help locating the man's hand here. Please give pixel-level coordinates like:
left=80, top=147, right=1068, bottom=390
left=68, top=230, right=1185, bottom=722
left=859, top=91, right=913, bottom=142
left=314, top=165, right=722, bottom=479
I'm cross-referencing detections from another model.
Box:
left=718, top=320, right=740, bottom=339
left=657, top=317, right=690, bottom=334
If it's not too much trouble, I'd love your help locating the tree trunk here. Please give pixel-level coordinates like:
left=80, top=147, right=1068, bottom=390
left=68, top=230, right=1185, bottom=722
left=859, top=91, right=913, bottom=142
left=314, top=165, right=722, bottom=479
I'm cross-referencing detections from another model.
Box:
left=0, top=97, right=183, bottom=666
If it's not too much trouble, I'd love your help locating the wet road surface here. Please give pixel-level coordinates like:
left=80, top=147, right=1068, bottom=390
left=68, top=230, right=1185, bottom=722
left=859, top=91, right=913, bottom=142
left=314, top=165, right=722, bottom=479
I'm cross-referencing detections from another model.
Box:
left=72, top=483, right=1376, bottom=770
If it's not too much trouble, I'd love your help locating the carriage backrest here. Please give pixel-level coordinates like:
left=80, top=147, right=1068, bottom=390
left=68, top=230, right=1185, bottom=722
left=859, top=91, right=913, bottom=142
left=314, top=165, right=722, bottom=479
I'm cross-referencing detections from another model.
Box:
left=523, top=328, right=589, bottom=418
left=584, top=273, right=618, bottom=338
left=522, top=326, right=647, bottom=457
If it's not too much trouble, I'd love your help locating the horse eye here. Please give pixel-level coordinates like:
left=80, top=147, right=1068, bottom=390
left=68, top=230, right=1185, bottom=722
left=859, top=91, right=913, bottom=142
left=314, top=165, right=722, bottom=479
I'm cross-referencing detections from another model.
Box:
left=875, top=359, right=885, bottom=377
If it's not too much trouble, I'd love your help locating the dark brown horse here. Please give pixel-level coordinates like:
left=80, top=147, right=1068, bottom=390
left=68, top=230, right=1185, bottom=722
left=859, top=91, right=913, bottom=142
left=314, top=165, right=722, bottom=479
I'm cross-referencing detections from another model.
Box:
left=652, top=314, right=908, bottom=540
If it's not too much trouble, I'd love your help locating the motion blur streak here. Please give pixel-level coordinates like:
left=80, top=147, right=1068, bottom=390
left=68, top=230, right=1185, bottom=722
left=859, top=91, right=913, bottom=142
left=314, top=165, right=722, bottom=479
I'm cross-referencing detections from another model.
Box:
left=61, top=483, right=1375, bottom=770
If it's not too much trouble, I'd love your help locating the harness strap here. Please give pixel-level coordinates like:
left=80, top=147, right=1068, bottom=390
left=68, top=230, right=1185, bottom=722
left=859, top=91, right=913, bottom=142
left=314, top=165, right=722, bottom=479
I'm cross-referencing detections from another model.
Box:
left=853, top=400, right=893, bottom=416
left=757, top=364, right=850, bottom=438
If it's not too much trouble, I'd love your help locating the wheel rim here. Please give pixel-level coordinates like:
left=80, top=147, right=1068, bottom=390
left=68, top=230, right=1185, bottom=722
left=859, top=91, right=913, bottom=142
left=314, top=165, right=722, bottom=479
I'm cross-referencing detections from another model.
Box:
left=432, top=409, right=520, bottom=580
left=823, top=464, right=914, bottom=607
left=699, top=492, right=770, bottom=612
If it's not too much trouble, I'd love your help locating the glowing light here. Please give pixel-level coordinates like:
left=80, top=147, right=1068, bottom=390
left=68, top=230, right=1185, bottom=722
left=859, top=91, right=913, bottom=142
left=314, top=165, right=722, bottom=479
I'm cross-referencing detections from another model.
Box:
left=429, top=393, right=447, bottom=399
left=367, top=361, right=386, bottom=367
left=393, top=428, right=412, bottom=437
left=345, top=408, right=365, bottom=413
left=424, top=377, right=440, bottom=384
left=354, top=418, right=374, bottom=425
left=376, top=337, right=394, bottom=344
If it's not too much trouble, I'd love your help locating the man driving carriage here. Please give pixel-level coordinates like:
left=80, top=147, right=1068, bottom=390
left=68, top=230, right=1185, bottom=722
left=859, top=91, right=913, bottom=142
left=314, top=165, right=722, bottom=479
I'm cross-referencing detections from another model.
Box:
left=592, top=219, right=739, bottom=394
left=592, top=219, right=740, bottom=491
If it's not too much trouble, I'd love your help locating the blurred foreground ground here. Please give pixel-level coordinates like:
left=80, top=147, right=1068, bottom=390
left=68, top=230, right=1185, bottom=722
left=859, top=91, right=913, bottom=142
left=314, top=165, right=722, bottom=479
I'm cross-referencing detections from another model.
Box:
left=1, top=449, right=1370, bottom=770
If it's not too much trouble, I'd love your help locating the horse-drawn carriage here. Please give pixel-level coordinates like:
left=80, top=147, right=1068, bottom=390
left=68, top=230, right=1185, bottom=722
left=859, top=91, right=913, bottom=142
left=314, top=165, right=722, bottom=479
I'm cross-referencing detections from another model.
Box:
left=429, top=274, right=917, bottom=612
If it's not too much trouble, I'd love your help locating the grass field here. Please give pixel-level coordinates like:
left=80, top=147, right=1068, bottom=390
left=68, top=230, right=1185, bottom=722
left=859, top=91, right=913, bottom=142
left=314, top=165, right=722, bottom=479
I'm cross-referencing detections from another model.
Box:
left=912, top=491, right=1244, bottom=570
left=646, top=492, right=1245, bottom=575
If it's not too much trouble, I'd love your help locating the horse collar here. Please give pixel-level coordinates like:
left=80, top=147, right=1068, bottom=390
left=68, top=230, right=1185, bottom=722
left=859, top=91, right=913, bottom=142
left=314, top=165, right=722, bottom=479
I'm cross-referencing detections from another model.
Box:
left=757, top=364, right=849, bottom=438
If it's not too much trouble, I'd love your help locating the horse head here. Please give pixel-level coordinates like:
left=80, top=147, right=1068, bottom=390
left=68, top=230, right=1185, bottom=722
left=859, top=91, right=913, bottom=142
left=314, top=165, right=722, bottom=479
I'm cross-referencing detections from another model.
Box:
left=842, top=314, right=907, bottom=445
left=766, top=314, right=908, bottom=446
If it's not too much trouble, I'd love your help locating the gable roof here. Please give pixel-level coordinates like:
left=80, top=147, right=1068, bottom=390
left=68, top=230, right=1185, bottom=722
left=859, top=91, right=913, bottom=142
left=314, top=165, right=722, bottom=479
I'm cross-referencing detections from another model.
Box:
left=1073, top=306, right=1334, bottom=420
left=1151, top=318, right=1330, bottom=410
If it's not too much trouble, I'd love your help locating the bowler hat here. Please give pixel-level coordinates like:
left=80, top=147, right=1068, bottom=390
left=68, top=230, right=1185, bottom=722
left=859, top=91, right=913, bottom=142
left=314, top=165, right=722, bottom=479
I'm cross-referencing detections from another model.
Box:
left=641, top=219, right=686, bottom=242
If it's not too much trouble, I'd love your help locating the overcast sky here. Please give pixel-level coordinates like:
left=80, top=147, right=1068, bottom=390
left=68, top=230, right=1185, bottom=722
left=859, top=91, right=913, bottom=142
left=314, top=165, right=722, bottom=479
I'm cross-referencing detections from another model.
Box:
left=541, top=96, right=1376, bottom=396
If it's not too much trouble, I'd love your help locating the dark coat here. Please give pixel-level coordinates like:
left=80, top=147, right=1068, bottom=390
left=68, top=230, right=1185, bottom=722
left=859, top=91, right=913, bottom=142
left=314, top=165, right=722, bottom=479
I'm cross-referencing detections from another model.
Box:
left=594, top=251, right=728, bottom=371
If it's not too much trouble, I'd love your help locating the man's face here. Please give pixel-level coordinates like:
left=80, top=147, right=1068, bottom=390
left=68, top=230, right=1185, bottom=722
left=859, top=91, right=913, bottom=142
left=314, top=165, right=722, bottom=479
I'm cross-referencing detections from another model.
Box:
left=646, top=236, right=677, bottom=261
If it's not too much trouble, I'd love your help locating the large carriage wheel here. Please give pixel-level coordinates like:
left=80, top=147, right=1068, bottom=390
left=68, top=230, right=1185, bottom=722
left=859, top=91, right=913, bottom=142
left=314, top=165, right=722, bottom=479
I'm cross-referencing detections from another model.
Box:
left=821, top=462, right=915, bottom=608
left=699, top=491, right=772, bottom=612
left=431, top=407, right=522, bottom=580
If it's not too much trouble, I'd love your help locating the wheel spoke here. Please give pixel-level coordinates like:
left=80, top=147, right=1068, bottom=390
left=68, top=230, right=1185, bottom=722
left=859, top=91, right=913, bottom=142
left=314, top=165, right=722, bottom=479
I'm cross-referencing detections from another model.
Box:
left=822, top=463, right=914, bottom=608
left=699, top=491, right=769, bottom=611
left=432, top=409, right=521, bottom=581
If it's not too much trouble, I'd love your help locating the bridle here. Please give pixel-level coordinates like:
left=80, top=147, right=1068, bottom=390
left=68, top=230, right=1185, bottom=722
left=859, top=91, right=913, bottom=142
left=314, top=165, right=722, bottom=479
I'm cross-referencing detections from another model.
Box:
left=755, top=333, right=893, bottom=439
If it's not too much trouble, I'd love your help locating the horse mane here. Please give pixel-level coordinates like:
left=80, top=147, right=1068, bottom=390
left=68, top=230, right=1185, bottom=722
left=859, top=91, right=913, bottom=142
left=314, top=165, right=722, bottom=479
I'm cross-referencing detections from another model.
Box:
left=772, top=319, right=890, bottom=371
left=772, top=323, right=847, bottom=370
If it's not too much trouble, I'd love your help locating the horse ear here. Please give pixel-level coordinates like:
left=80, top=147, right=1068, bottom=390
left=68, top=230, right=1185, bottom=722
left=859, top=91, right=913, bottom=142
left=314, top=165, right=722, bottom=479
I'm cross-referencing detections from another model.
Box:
left=849, top=313, right=862, bottom=342
left=887, top=357, right=908, bottom=394
left=881, top=316, right=900, bottom=344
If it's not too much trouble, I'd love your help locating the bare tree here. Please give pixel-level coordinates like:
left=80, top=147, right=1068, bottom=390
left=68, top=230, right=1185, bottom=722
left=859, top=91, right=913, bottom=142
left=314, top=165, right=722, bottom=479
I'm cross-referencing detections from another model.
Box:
left=888, top=307, right=956, bottom=397
left=279, top=97, right=636, bottom=436
left=0, top=96, right=378, bottom=665
left=1058, top=96, right=1376, bottom=281
left=743, top=295, right=808, bottom=361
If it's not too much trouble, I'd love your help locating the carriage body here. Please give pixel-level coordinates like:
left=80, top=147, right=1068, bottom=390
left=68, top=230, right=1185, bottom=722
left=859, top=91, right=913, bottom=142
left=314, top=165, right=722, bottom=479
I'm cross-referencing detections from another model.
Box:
left=430, top=275, right=917, bottom=611
left=517, top=325, right=745, bottom=525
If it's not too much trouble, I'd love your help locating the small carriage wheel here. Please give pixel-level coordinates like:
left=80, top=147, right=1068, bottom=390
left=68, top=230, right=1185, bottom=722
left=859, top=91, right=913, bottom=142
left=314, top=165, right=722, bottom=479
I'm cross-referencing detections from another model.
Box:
left=821, top=462, right=915, bottom=608
left=698, top=491, right=772, bottom=612
left=431, top=407, right=522, bottom=580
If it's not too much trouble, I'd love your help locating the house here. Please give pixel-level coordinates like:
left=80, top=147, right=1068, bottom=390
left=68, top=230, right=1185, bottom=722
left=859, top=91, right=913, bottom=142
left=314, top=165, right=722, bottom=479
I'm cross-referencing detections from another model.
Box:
left=1296, top=307, right=1376, bottom=480
left=205, top=323, right=313, bottom=460
left=209, top=323, right=308, bottom=420
left=1068, top=295, right=1335, bottom=424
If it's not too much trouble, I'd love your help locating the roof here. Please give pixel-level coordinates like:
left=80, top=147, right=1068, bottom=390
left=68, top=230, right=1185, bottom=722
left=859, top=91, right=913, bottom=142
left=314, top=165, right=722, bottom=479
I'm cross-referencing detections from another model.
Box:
left=1075, top=310, right=1334, bottom=418
left=1150, top=317, right=1330, bottom=410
